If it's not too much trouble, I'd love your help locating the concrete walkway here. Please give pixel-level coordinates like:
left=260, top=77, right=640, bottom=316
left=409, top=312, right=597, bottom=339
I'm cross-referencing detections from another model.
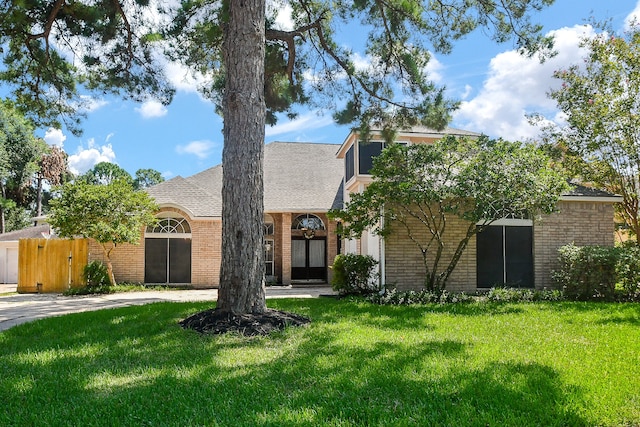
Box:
left=0, top=285, right=336, bottom=332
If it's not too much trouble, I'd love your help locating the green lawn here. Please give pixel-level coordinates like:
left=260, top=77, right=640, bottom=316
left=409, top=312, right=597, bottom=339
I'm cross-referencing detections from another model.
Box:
left=1, top=298, right=638, bottom=426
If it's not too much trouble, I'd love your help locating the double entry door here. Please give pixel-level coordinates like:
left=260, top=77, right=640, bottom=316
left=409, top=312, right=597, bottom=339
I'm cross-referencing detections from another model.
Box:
left=291, top=237, right=326, bottom=281
left=144, top=238, right=191, bottom=284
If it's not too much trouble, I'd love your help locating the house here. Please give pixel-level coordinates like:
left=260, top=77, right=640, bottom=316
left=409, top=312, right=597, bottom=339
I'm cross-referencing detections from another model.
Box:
left=0, top=224, right=53, bottom=284
left=87, top=127, right=620, bottom=292
left=88, top=141, right=344, bottom=287
left=336, top=126, right=622, bottom=291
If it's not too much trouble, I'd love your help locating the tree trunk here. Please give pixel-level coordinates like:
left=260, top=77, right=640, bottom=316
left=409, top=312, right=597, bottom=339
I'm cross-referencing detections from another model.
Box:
left=0, top=182, right=6, bottom=234
left=217, top=0, right=267, bottom=314
left=36, top=175, right=43, bottom=217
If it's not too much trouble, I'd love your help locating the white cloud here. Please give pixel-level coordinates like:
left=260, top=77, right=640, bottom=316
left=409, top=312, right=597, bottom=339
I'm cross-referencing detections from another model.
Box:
left=44, top=128, right=67, bottom=147
left=265, top=112, right=335, bottom=137
left=164, top=60, right=209, bottom=95
left=136, top=99, right=168, bottom=118
left=68, top=139, right=117, bottom=175
left=452, top=25, right=596, bottom=140
left=79, top=95, right=108, bottom=113
left=176, top=140, right=215, bottom=159
left=425, top=53, right=444, bottom=83
left=269, top=2, right=294, bottom=31
left=625, top=1, right=640, bottom=29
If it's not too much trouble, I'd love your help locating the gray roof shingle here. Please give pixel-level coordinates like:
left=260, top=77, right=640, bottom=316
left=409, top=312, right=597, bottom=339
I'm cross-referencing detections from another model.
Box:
left=0, top=224, right=53, bottom=241
left=147, top=141, right=343, bottom=218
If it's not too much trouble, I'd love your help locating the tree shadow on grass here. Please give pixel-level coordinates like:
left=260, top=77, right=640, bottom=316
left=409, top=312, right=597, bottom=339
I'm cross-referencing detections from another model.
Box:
left=0, top=299, right=594, bottom=426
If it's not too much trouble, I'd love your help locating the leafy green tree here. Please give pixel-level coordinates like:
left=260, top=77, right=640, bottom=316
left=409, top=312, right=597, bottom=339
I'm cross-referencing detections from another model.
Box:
left=79, top=161, right=133, bottom=186
left=134, top=168, right=164, bottom=189
left=331, top=136, right=569, bottom=291
left=541, top=24, right=640, bottom=241
left=0, top=101, right=47, bottom=233
left=48, top=178, right=158, bottom=286
left=0, top=1, right=555, bottom=315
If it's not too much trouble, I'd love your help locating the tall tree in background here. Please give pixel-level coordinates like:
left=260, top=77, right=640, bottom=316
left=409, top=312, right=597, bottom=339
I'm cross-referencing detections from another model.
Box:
left=543, top=24, right=640, bottom=241
left=79, top=161, right=134, bottom=186
left=0, top=1, right=555, bottom=317
left=134, top=168, right=164, bottom=189
left=0, top=102, right=46, bottom=233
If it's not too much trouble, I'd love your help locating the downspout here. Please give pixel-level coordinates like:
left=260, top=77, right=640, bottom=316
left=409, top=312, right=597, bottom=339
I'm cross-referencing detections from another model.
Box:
left=379, top=205, right=385, bottom=293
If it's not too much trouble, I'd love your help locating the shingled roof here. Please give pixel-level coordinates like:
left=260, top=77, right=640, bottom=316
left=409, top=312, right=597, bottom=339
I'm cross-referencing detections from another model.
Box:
left=147, top=142, right=343, bottom=218
left=0, top=224, right=53, bottom=241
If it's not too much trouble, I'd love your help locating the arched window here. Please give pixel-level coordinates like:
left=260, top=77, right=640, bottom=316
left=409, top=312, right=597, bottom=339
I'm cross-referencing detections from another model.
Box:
left=292, top=214, right=325, bottom=239
left=264, top=214, right=275, bottom=236
left=146, top=217, right=191, bottom=236
left=292, top=214, right=325, bottom=231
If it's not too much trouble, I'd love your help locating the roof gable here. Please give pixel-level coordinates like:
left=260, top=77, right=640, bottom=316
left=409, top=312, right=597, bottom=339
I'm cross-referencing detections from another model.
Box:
left=146, top=142, right=343, bottom=217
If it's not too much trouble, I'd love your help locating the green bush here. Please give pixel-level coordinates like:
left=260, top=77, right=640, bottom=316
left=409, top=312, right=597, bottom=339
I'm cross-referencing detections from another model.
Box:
left=553, top=244, right=618, bottom=301
left=484, top=287, right=565, bottom=303
left=331, top=254, right=380, bottom=295
left=78, top=261, right=112, bottom=294
left=617, top=243, right=640, bottom=301
left=368, top=288, right=473, bottom=305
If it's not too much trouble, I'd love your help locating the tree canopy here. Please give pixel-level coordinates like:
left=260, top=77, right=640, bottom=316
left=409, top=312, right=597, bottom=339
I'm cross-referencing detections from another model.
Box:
left=0, top=101, right=48, bottom=232
left=79, top=161, right=134, bottom=186
left=331, top=136, right=569, bottom=291
left=0, top=0, right=556, bottom=317
left=48, top=178, right=158, bottom=285
left=134, top=168, right=164, bottom=189
left=542, top=24, right=640, bottom=241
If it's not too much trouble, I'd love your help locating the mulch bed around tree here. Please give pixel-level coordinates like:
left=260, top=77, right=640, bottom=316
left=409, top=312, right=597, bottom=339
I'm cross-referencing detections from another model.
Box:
left=180, top=308, right=311, bottom=336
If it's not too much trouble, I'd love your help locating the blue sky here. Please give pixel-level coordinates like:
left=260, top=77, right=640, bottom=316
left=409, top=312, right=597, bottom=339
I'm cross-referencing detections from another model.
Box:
left=38, top=0, right=640, bottom=180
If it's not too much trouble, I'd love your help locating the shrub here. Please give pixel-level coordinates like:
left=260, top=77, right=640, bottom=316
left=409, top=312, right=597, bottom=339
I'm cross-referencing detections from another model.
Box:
left=553, top=244, right=618, bottom=301
left=484, top=287, right=565, bottom=303
left=617, top=243, right=640, bottom=301
left=79, top=261, right=112, bottom=294
left=367, top=288, right=474, bottom=305
left=331, top=254, right=380, bottom=295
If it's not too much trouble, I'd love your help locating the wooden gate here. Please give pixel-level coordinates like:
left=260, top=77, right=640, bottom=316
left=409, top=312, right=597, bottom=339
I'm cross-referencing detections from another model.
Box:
left=18, top=239, right=88, bottom=293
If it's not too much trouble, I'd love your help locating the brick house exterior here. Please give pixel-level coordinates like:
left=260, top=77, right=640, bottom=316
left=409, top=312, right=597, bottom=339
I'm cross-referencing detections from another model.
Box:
left=90, top=142, right=343, bottom=288
left=336, top=127, right=621, bottom=292
left=89, top=127, right=619, bottom=292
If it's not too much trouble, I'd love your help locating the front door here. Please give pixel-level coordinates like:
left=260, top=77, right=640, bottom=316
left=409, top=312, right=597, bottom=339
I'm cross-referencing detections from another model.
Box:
left=145, top=238, right=192, bottom=283
left=291, top=237, right=326, bottom=281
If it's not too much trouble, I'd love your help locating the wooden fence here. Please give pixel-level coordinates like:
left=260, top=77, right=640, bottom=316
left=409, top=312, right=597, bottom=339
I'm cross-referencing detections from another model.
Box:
left=18, top=239, right=88, bottom=293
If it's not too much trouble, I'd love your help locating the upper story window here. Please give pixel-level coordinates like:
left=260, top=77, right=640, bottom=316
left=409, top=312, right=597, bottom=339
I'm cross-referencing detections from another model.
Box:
left=345, top=145, right=355, bottom=182
left=358, top=142, right=384, bottom=175
left=356, top=141, right=410, bottom=176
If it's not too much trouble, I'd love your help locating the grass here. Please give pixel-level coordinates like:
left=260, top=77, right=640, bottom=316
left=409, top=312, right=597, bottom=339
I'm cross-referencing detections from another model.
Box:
left=1, top=298, right=639, bottom=426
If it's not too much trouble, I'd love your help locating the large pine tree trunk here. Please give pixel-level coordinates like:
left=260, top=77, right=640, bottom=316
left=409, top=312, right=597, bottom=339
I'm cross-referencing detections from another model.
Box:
left=217, top=0, right=267, bottom=314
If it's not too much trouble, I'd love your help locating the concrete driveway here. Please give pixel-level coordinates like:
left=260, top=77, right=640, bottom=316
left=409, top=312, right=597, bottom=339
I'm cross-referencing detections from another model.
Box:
left=0, top=285, right=335, bottom=331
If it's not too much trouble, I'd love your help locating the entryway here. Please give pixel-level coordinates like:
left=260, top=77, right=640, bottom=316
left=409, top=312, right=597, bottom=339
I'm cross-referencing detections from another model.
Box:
left=291, top=237, right=326, bottom=281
